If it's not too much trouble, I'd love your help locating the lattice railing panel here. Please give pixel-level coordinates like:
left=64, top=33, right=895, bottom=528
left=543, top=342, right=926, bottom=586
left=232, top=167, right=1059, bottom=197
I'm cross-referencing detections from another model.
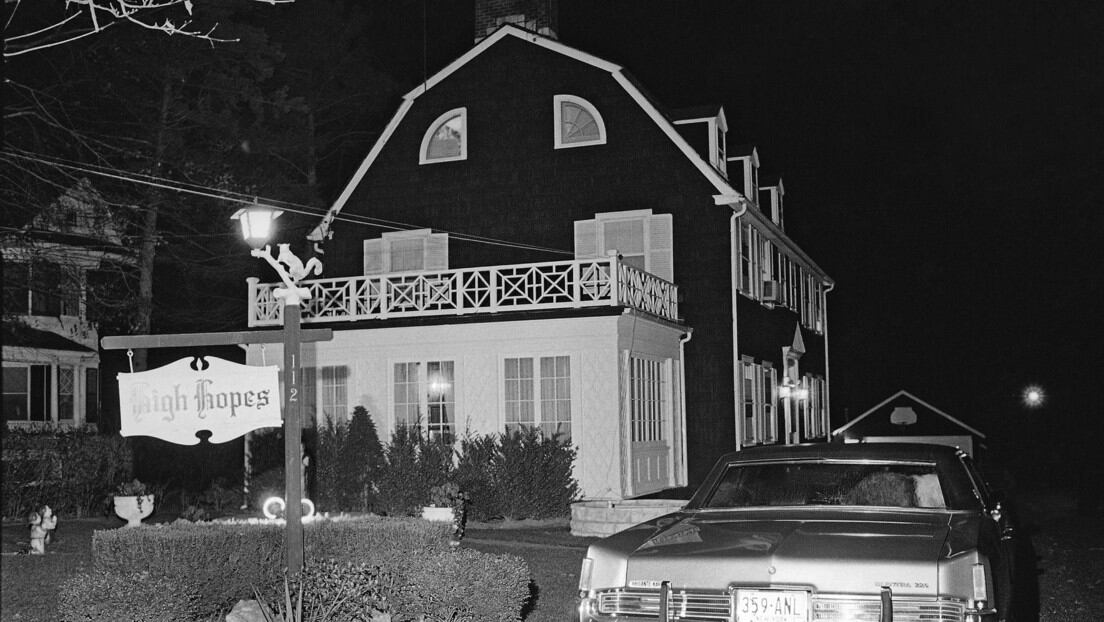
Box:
left=247, top=258, right=679, bottom=326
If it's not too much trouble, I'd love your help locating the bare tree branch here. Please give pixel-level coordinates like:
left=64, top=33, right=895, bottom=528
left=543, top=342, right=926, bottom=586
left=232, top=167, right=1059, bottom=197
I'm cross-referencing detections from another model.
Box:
left=3, top=0, right=293, bottom=57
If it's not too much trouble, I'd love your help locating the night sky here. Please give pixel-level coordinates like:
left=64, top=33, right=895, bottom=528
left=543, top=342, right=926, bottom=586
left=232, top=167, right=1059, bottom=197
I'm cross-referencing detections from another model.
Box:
left=363, top=1, right=1103, bottom=462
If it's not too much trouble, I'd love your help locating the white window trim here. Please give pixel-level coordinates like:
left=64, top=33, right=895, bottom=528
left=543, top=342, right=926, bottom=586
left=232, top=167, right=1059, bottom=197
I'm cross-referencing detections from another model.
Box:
left=419, top=107, right=467, bottom=164
left=389, top=359, right=457, bottom=441
left=554, top=94, right=607, bottom=149
left=500, top=354, right=574, bottom=439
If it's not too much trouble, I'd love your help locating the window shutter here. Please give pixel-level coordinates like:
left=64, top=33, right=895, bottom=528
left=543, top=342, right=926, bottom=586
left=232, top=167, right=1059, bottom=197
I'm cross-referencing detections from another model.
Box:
left=647, top=214, right=674, bottom=281
left=425, top=233, right=449, bottom=270
left=574, top=219, right=598, bottom=259
left=363, top=239, right=383, bottom=275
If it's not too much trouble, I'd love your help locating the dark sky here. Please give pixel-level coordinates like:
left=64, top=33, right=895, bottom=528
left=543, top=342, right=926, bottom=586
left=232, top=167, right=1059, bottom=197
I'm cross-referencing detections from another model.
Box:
left=368, top=1, right=1103, bottom=450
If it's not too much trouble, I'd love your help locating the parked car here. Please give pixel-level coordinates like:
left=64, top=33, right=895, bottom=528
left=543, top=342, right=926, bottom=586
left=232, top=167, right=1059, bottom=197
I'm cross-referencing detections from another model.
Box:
left=577, top=442, right=1025, bottom=622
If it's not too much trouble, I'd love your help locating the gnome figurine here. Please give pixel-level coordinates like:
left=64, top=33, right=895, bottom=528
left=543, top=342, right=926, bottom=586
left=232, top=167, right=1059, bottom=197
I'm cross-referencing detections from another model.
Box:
left=28, top=505, right=58, bottom=554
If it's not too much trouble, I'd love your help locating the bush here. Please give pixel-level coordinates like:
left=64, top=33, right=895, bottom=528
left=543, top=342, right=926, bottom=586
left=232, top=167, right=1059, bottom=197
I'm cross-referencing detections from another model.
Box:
left=397, top=548, right=531, bottom=622
left=88, top=516, right=510, bottom=620
left=2, top=426, right=132, bottom=519
left=456, top=428, right=581, bottom=521
left=58, top=570, right=201, bottom=622
left=375, top=424, right=453, bottom=516
left=315, top=406, right=385, bottom=513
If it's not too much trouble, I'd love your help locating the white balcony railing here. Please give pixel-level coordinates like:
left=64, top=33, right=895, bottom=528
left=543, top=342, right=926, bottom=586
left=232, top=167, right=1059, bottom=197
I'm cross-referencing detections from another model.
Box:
left=247, top=257, right=679, bottom=327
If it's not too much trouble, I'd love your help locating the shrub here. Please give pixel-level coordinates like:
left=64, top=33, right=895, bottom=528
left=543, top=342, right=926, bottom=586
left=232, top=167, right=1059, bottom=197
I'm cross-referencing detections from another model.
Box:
left=92, top=515, right=455, bottom=617
left=315, top=406, right=385, bottom=513
left=1, top=426, right=132, bottom=519
left=396, top=548, right=530, bottom=622
left=455, top=428, right=581, bottom=521
left=58, top=569, right=201, bottom=622
left=374, top=424, right=453, bottom=516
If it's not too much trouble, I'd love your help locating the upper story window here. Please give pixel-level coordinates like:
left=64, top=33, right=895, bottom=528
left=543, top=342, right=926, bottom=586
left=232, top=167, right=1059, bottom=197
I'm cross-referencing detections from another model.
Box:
left=419, top=107, right=466, bottom=164
left=554, top=95, right=606, bottom=149
left=2, top=261, right=81, bottom=317
left=573, top=209, right=673, bottom=281
left=363, top=229, right=449, bottom=275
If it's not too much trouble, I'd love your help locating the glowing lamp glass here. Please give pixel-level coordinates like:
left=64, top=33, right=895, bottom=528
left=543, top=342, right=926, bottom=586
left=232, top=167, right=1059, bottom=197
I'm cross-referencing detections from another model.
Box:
left=231, top=205, right=282, bottom=247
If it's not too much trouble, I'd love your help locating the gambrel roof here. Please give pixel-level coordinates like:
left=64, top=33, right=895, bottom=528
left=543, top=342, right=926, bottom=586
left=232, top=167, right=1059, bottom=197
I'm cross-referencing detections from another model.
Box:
left=309, top=24, right=747, bottom=245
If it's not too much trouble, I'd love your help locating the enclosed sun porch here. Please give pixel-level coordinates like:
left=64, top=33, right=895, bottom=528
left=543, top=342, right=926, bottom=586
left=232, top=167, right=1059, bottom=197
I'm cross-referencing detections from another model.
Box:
left=243, top=254, right=690, bottom=505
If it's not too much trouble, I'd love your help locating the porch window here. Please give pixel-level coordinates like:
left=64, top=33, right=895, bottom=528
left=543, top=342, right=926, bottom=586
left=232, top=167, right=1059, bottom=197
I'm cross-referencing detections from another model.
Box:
left=3, top=364, right=49, bottom=422
left=554, top=95, right=606, bottom=148
left=420, top=108, right=466, bottom=163
left=393, top=360, right=455, bottom=442
left=504, top=355, right=572, bottom=440
left=58, top=366, right=75, bottom=421
left=320, top=365, right=348, bottom=423
left=629, top=357, right=664, bottom=443
left=85, top=368, right=99, bottom=424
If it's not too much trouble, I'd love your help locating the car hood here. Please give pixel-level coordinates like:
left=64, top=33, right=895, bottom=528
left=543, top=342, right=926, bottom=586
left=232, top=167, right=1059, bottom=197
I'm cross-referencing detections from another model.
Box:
left=593, top=509, right=978, bottom=595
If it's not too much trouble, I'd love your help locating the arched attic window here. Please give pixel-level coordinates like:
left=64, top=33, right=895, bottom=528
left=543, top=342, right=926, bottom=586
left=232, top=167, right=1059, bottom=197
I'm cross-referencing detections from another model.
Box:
left=554, top=95, right=606, bottom=149
left=419, top=107, right=467, bottom=164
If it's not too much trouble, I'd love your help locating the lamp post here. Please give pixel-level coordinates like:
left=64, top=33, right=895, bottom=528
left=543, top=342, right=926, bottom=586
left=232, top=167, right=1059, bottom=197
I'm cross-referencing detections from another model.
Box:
left=232, top=205, right=322, bottom=574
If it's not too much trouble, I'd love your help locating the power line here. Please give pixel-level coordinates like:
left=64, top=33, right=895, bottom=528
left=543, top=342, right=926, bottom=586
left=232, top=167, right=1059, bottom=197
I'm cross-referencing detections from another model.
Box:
left=3, top=149, right=573, bottom=256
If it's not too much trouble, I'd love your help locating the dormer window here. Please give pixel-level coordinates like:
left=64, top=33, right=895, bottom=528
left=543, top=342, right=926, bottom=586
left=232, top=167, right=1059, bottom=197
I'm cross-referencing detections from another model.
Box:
left=727, top=147, right=759, bottom=206
left=760, top=180, right=785, bottom=229
left=554, top=95, right=606, bottom=148
left=420, top=108, right=467, bottom=164
left=363, top=229, right=449, bottom=274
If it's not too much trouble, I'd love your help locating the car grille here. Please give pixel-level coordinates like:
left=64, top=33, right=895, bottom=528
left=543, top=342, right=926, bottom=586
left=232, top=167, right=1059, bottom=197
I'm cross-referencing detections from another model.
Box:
left=594, top=589, right=966, bottom=621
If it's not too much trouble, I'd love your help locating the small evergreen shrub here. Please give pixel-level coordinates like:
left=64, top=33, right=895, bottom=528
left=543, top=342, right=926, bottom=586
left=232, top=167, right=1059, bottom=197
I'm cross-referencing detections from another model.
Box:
left=315, top=406, right=385, bottom=513
left=455, top=428, right=581, bottom=521
left=375, top=424, right=453, bottom=516
left=396, top=548, right=531, bottom=622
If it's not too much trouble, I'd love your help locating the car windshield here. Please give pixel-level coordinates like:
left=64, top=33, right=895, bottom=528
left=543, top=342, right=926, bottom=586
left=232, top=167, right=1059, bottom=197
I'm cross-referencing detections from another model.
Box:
left=700, top=461, right=951, bottom=510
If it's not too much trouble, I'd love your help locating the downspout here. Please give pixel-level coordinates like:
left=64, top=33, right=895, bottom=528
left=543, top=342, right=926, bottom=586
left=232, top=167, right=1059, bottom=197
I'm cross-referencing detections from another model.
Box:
left=729, top=199, right=749, bottom=450
left=822, top=280, right=835, bottom=439
left=677, top=329, right=693, bottom=486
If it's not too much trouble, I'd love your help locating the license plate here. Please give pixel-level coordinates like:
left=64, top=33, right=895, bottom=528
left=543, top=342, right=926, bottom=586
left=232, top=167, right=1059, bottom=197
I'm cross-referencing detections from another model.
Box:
left=735, top=589, right=810, bottom=622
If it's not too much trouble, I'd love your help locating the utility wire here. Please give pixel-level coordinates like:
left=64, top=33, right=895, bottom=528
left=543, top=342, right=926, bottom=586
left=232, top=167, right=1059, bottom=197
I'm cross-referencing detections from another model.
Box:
left=3, top=149, right=573, bottom=256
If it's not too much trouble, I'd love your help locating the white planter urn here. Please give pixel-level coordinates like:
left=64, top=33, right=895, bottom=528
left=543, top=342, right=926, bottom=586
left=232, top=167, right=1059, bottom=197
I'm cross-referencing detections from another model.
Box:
left=421, top=506, right=454, bottom=522
left=114, top=494, right=155, bottom=527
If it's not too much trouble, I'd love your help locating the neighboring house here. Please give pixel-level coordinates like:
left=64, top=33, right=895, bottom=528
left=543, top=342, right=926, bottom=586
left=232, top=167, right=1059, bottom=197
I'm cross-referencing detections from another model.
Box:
left=832, top=389, right=987, bottom=457
left=2, top=179, right=132, bottom=428
left=243, top=5, right=833, bottom=501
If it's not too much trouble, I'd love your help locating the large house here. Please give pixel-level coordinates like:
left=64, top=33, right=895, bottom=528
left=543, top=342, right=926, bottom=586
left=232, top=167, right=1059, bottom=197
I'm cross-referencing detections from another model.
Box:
left=2, top=179, right=132, bottom=428
left=243, top=3, right=833, bottom=501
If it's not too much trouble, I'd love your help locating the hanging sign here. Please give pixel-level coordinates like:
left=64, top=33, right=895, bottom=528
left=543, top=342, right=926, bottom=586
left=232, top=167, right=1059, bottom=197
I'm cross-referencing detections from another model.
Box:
left=118, top=356, right=281, bottom=445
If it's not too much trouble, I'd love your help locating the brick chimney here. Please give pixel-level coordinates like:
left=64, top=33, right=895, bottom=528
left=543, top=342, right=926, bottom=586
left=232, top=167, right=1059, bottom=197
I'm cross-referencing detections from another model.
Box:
left=474, top=0, right=558, bottom=43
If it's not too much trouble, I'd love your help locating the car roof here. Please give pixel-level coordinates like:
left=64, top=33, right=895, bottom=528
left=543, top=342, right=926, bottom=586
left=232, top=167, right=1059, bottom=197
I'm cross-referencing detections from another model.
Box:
left=716, top=441, right=967, bottom=464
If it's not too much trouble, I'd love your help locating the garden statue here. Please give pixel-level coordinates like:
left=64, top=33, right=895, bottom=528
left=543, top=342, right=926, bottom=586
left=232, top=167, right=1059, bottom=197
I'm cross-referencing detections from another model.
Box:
left=28, top=505, right=58, bottom=554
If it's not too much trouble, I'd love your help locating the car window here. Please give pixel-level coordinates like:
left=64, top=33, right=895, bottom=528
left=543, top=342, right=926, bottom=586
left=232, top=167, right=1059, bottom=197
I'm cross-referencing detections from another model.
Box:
left=700, top=461, right=953, bottom=510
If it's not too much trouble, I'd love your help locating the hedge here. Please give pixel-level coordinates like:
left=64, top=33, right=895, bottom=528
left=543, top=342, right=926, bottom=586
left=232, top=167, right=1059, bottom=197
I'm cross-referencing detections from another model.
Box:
left=63, top=516, right=530, bottom=621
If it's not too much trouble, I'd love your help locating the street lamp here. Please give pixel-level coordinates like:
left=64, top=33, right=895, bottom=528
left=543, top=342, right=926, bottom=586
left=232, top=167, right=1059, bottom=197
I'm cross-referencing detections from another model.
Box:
left=232, top=205, right=322, bottom=574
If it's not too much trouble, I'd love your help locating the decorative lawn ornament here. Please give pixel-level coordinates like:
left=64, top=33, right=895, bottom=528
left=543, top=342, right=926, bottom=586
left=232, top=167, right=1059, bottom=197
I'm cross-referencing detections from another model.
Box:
left=28, top=505, right=58, bottom=554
